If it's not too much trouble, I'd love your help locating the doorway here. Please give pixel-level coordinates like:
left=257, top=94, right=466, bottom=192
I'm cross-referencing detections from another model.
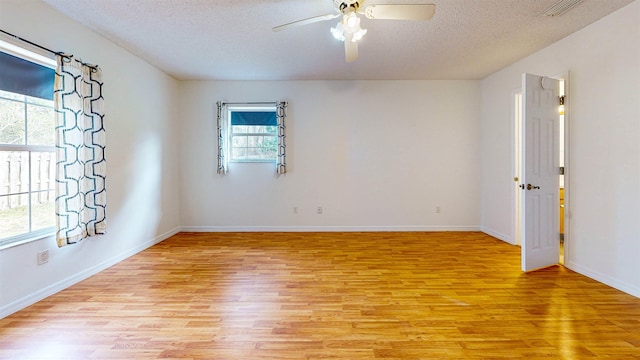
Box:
left=513, top=75, right=568, bottom=268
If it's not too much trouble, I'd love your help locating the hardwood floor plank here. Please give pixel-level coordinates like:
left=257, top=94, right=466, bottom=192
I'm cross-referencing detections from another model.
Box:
left=1, top=232, right=639, bottom=359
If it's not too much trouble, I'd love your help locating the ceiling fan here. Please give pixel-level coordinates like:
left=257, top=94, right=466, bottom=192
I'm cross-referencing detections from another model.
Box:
left=272, top=1, right=436, bottom=63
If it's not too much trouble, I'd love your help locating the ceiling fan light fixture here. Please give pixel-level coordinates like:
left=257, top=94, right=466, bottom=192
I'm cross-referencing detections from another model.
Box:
left=330, top=22, right=345, bottom=41
left=274, top=2, right=436, bottom=62
left=343, top=13, right=362, bottom=34
left=331, top=13, right=367, bottom=43
left=345, top=12, right=359, bottom=28
left=351, top=28, right=367, bottom=42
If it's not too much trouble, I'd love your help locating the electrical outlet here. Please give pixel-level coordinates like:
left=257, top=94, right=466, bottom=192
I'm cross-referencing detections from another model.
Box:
left=435, top=206, right=441, bottom=214
left=293, top=206, right=298, bottom=214
left=316, top=206, right=323, bottom=214
left=37, top=250, right=49, bottom=265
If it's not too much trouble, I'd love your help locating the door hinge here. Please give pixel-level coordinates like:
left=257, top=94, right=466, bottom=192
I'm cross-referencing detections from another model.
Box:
left=559, top=166, right=565, bottom=175
left=559, top=95, right=566, bottom=105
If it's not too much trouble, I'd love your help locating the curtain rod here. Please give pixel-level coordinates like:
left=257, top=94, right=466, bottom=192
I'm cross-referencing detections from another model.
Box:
left=0, top=29, right=99, bottom=70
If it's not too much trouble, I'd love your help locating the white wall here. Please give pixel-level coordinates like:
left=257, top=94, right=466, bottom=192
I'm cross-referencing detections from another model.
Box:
left=481, top=1, right=640, bottom=296
left=179, top=80, right=481, bottom=231
left=0, top=0, right=181, bottom=317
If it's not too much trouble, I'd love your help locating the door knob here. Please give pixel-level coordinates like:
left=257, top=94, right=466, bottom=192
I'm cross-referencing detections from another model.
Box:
left=526, top=184, right=540, bottom=190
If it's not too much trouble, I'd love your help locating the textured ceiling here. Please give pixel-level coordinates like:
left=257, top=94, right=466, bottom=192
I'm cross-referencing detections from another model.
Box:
left=40, top=0, right=635, bottom=80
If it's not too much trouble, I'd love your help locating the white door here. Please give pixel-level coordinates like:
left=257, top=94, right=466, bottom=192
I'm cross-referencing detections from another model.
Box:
left=521, top=73, right=560, bottom=272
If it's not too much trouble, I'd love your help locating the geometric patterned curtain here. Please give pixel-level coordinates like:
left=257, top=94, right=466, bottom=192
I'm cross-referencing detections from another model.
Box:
left=54, top=54, right=106, bottom=247
left=216, top=101, right=227, bottom=174
left=276, top=101, right=287, bottom=175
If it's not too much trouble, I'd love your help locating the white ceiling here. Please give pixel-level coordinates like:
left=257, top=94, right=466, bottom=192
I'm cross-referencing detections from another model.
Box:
left=40, top=0, right=634, bottom=81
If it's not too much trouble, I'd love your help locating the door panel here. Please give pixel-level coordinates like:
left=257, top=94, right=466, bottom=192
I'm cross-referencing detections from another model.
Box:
left=522, top=73, right=560, bottom=272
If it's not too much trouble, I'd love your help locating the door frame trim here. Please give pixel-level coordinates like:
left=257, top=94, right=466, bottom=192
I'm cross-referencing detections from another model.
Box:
left=560, top=72, right=570, bottom=266
left=511, top=88, right=523, bottom=246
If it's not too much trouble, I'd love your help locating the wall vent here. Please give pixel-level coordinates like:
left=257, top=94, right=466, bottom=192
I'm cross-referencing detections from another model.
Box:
left=543, top=0, right=585, bottom=16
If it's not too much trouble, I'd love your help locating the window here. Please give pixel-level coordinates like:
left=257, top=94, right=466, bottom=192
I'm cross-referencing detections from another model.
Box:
left=0, top=42, right=56, bottom=248
left=228, top=107, right=278, bottom=162
left=217, top=101, right=287, bottom=174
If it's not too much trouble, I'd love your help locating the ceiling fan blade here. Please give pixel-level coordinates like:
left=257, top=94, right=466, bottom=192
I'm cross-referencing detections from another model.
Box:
left=344, top=38, right=358, bottom=63
left=272, top=13, right=340, bottom=32
left=364, top=4, right=435, bottom=20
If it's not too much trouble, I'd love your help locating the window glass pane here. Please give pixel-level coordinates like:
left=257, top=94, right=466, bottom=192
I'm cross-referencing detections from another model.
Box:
left=0, top=152, right=8, bottom=196
left=265, top=126, right=278, bottom=134
left=0, top=97, right=25, bottom=145
left=0, top=194, right=29, bottom=239
left=31, top=190, right=54, bottom=231
left=232, top=125, right=250, bottom=134
left=262, top=147, right=277, bottom=158
left=263, top=136, right=277, bottom=149
left=247, top=125, right=275, bottom=134
left=247, top=147, right=277, bottom=160
left=27, top=103, right=54, bottom=146
left=248, top=135, right=261, bottom=147
left=232, top=147, right=247, bottom=159
left=0, top=151, right=29, bottom=196
left=30, top=152, right=55, bottom=192
left=231, top=125, right=277, bottom=135
left=232, top=135, right=247, bottom=147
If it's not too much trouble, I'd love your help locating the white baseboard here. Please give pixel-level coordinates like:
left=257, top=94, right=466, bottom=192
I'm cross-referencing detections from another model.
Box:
left=0, top=227, right=180, bottom=319
left=180, top=225, right=481, bottom=233
left=564, top=260, right=640, bottom=299
left=480, top=226, right=515, bottom=245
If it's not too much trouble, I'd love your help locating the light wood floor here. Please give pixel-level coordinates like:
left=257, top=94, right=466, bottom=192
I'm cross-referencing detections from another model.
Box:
left=1, top=232, right=639, bottom=359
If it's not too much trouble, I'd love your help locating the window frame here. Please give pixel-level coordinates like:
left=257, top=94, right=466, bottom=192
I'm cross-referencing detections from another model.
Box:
left=0, top=40, right=56, bottom=249
left=226, top=105, right=278, bottom=163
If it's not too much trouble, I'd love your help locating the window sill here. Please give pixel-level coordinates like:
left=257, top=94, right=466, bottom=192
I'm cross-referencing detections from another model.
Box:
left=0, top=231, right=55, bottom=250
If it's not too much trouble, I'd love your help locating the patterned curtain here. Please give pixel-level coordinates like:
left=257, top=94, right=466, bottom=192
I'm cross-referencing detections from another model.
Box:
left=54, top=54, right=106, bottom=247
left=276, top=101, right=287, bottom=174
left=216, top=101, right=227, bottom=174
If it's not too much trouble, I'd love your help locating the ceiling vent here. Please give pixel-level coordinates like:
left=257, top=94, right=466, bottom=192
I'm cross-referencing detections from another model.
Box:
left=542, top=0, right=585, bottom=16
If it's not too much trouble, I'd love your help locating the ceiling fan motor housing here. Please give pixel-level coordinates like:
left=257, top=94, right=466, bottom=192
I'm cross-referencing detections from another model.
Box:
left=334, top=0, right=362, bottom=14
